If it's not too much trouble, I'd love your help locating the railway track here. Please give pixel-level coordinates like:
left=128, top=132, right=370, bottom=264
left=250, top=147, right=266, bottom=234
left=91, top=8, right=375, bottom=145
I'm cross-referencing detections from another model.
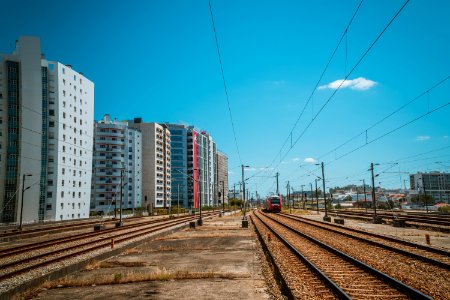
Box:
left=321, top=209, right=450, bottom=227
left=258, top=211, right=450, bottom=299
left=0, top=212, right=216, bottom=294
left=0, top=216, right=145, bottom=241
left=280, top=212, right=450, bottom=268
left=252, top=211, right=431, bottom=299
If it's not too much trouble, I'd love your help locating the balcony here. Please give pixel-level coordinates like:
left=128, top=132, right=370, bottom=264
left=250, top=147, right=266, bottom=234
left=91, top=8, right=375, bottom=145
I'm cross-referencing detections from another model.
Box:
left=96, top=130, right=125, bottom=138
left=104, top=147, right=123, bottom=153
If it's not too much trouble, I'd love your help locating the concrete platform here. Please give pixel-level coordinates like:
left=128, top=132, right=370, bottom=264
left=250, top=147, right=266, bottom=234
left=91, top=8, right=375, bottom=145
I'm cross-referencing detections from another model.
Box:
left=30, top=214, right=271, bottom=300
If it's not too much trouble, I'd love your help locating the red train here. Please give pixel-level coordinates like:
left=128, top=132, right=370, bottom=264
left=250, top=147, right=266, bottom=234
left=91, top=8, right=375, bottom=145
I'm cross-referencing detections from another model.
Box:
left=264, top=195, right=282, bottom=212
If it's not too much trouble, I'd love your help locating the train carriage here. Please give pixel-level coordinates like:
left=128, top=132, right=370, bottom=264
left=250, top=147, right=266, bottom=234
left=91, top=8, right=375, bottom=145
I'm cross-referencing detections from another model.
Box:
left=264, top=195, right=282, bottom=212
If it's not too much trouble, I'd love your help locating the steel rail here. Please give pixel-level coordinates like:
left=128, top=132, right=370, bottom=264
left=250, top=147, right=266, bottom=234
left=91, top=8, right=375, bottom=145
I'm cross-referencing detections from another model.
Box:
left=252, top=213, right=352, bottom=299
left=280, top=213, right=450, bottom=269
left=260, top=211, right=432, bottom=299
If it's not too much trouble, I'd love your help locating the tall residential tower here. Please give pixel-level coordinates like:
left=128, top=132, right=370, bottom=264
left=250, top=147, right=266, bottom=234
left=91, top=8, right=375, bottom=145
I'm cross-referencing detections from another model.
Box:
left=91, top=115, right=142, bottom=213
left=128, top=119, right=171, bottom=210
left=0, top=36, right=94, bottom=223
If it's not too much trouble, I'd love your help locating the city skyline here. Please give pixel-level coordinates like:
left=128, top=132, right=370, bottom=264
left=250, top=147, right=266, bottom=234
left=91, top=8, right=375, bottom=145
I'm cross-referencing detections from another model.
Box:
left=1, top=1, right=449, bottom=196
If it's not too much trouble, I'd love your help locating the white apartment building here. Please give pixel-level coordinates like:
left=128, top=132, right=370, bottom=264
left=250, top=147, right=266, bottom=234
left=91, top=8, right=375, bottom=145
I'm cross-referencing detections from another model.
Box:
left=129, top=119, right=171, bottom=209
left=91, top=115, right=142, bottom=213
left=0, top=36, right=94, bottom=223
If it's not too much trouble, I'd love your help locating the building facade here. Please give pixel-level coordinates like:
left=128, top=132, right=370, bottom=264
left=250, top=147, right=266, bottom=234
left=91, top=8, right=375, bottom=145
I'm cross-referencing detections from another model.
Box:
left=91, top=115, right=142, bottom=213
left=410, top=172, right=450, bottom=203
left=215, top=151, right=228, bottom=205
left=165, top=124, right=189, bottom=208
left=128, top=119, right=171, bottom=209
left=0, top=36, right=94, bottom=223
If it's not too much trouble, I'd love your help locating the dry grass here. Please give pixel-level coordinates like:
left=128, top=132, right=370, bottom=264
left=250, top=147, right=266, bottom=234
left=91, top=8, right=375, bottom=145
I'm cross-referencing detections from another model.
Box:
left=123, top=247, right=142, bottom=255
left=40, top=269, right=246, bottom=290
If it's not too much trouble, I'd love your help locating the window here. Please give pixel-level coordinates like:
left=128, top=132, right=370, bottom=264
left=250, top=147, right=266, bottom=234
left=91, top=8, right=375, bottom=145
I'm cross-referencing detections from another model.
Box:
left=62, top=168, right=65, bottom=175
left=47, top=192, right=52, bottom=198
left=49, top=109, right=55, bottom=116
left=62, top=180, right=64, bottom=186
left=61, top=191, right=64, bottom=198
left=63, top=112, right=66, bottom=118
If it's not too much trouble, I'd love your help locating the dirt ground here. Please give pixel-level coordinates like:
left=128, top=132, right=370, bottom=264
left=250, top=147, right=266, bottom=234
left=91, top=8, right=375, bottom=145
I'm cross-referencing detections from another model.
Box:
left=30, top=214, right=272, bottom=300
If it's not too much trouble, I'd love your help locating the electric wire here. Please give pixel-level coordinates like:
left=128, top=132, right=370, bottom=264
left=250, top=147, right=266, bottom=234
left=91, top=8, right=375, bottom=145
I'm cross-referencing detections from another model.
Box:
left=318, top=75, right=450, bottom=160
left=261, top=0, right=410, bottom=189
left=267, top=0, right=365, bottom=170
left=208, top=0, right=242, bottom=163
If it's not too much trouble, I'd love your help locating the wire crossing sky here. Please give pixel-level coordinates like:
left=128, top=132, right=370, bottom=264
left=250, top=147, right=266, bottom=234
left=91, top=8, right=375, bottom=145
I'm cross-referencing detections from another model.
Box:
left=1, top=0, right=449, bottom=195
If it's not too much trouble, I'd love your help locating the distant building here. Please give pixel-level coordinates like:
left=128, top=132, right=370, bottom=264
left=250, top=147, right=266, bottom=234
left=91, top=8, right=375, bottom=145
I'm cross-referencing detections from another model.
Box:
left=0, top=36, right=94, bottom=222
left=165, top=123, right=218, bottom=209
left=91, top=115, right=142, bottom=213
left=165, top=124, right=189, bottom=208
left=215, top=151, right=228, bottom=205
left=129, top=119, right=171, bottom=209
left=410, top=172, right=450, bottom=203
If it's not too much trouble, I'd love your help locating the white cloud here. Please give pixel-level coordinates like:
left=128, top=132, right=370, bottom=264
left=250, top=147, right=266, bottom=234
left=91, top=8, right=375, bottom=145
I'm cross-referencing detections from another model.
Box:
left=304, top=157, right=317, bottom=164
left=443, top=135, right=449, bottom=139
left=228, top=171, right=234, bottom=174
left=244, top=167, right=257, bottom=171
left=292, top=157, right=300, bottom=162
left=416, top=135, right=431, bottom=141
left=259, top=167, right=274, bottom=171
left=318, top=77, right=377, bottom=91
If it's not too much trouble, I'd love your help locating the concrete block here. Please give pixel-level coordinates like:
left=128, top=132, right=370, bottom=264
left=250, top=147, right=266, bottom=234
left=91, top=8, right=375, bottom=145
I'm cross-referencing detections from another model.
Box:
left=334, top=218, right=344, bottom=225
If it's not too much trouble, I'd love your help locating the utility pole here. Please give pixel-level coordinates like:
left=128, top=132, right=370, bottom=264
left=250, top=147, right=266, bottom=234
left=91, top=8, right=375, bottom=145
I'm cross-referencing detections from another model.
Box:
left=119, top=169, right=124, bottom=226
left=321, top=162, right=329, bottom=221
left=238, top=182, right=242, bottom=200
left=233, top=183, right=237, bottom=212
left=286, top=181, right=290, bottom=213
left=356, top=185, right=359, bottom=206
left=370, top=163, right=381, bottom=223
left=301, top=184, right=305, bottom=210
left=362, top=179, right=368, bottom=213
left=222, top=181, right=225, bottom=212
left=309, top=183, right=313, bottom=211
left=276, top=172, right=279, bottom=195
left=242, top=165, right=247, bottom=219
left=19, top=174, right=32, bottom=231
left=177, top=184, right=180, bottom=217
left=199, top=168, right=203, bottom=225
left=422, top=177, right=429, bottom=213
left=315, top=178, right=319, bottom=214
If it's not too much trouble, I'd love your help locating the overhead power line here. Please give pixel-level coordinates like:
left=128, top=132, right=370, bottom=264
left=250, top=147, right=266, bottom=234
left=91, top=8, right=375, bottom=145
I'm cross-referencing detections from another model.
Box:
left=268, top=0, right=365, bottom=170
left=285, top=0, right=410, bottom=162
left=318, top=75, right=450, bottom=161
left=208, top=0, right=242, bottom=164
left=328, top=100, right=450, bottom=164
left=261, top=0, right=410, bottom=188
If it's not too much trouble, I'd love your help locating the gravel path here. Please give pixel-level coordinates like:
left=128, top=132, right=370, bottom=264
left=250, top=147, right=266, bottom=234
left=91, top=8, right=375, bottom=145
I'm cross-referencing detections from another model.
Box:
left=256, top=212, right=410, bottom=300
left=267, top=212, right=450, bottom=299
left=252, top=214, right=338, bottom=299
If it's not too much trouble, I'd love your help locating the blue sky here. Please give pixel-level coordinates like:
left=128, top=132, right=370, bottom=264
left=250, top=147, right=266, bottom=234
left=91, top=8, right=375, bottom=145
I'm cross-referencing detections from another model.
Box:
left=1, top=0, right=449, bottom=195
